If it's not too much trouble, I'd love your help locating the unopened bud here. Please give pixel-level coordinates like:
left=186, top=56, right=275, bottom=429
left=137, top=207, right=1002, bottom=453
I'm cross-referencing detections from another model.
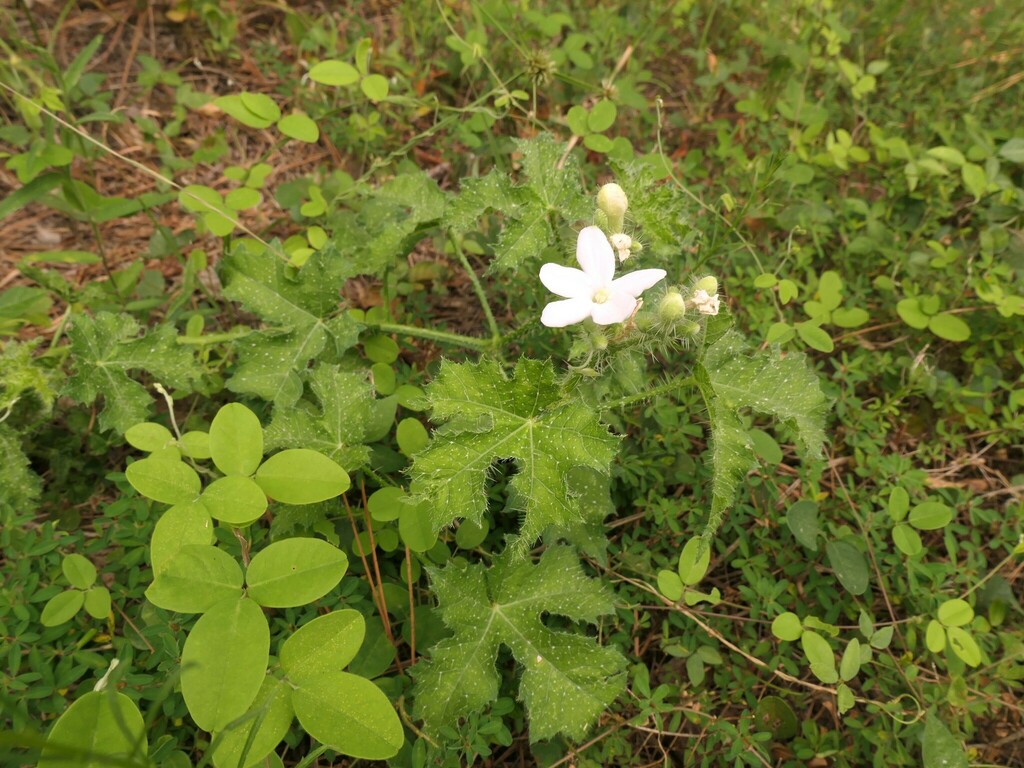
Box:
left=597, top=183, right=628, bottom=232
left=591, top=330, right=608, bottom=350
left=659, top=290, right=687, bottom=322
left=694, top=275, right=718, bottom=295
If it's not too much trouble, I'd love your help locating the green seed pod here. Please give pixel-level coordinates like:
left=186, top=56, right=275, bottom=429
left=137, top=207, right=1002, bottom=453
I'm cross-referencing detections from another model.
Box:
left=658, top=291, right=687, bottom=323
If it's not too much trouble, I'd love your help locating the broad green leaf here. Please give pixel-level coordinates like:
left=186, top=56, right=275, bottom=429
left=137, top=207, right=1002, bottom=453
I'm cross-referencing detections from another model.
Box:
left=338, top=171, right=447, bottom=276
left=896, top=297, right=931, bottom=329
left=254, top=449, right=350, bottom=504
left=360, top=73, right=389, bottom=101
left=909, top=501, right=953, bottom=530
left=179, top=184, right=234, bottom=236
left=222, top=243, right=359, bottom=406
left=960, top=162, right=987, bottom=199
left=201, top=475, right=268, bottom=527
left=839, top=638, right=861, bottom=682
left=64, top=312, right=197, bottom=433
left=413, top=546, right=626, bottom=742
left=410, top=359, right=619, bottom=555
left=396, top=417, right=429, bottom=456
left=308, top=60, right=359, bottom=86
left=210, top=676, right=294, bottom=768
left=181, top=597, right=270, bottom=732
left=922, top=711, right=969, bottom=768
left=892, top=523, right=923, bottom=556
left=837, top=683, right=855, bottom=714
left=583, top=133, right=614, bottom=153
left=225, top=187, right=261, bottom=211
left=83, top=587, right=111, bottom=620
left=146, top=545, right=244, bottom=613
left=926, top=620, right=946, bottom=653
left=245, top=538, right=348, bottom=608
left=263, top=366, right=377, bottom=470
left=125, top=422, right=174, bottom=452
left=796, top=321, right=834, bottom=352
left=938, top=599, right=974, bottom=627
left=150, top=501, right=215, bottom=575
left=277, top=112, right=319, bottom=143
left=587, top=99, right=617, bottom=133
left=280, top=609, right=365, bottom=681
left=0, top=426, right=41, bottom=514
left=180, top=430, right=212, bottom=459
left=0, top=286, right=51, bottom=331
left=696, top=331, right=830, bottom=539
left=946, top=627, right=981, bottom=666
left=455, top=518, right=488, bottom=549
left=40, top=590, right=84, bottom=626
left=928, top=313, right=971, bottom=342
left=39, top=691, right=147, bottom=768
left=215, top=93, right=280, bottom=128
left=367, top=486, right=405, bottom=522
left=677, top=537, right=711, bottom=586
left=292, top=671, right=403, bottom=759
left=869, top=625, right=894, bottom=649
left=888, top=486, right=909, bottom=521
left=826, top=539, right=869, bottom=595
left=754, top=696, right=798, bottom=739
left=398, top=497, right=438, bottom=552
left=126, top=457, right=201, bottom=505
left=785, top=500, right=821, bottom=549
left=657, top=570, right=683, bottom=602
left=62, top=554, right=97, bottom=590
left=441, top=136, right=588, bottom=272
left=210, top=403, right=264, bottom=477
left=771, top=612, right=803, bottom=642
left=999, top=138, right=1024, bottom=164
left=800, top=630, right=838, bottom=683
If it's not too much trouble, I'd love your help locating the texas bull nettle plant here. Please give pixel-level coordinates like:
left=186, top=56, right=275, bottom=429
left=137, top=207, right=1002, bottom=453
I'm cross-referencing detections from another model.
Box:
left=38, top=160, right=829, bottom=765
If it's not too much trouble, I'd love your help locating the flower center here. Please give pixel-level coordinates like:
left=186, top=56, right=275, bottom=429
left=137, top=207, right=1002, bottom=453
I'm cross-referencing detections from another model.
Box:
left=592, top=288, right=610, bottom=304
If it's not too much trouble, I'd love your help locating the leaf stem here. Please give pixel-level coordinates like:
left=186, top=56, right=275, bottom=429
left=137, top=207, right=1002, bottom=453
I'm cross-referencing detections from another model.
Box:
left=372, top=321, right=495, bottom=351
left=449, top=234, right=502, bottom=344
left=601, top=374, right=695, bottom=411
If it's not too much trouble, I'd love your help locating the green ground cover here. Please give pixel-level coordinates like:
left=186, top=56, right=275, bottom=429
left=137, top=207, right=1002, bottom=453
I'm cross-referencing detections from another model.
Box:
left=1, top=1, right=1022, bottom=766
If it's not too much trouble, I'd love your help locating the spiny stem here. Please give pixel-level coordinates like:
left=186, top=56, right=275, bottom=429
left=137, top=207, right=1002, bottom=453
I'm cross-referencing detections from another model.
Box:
left=450, top=234, right=501, bottom=344
left=601, top=374, right=696, bottom=411
left=372, top=321, right=495, bottom=351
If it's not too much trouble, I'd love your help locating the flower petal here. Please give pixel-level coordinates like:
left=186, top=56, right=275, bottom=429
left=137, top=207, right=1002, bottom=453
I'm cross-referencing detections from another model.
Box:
left=591, top=291, right=636, bottom=325
left=576, top=226, right=615, bottom=285
left=539, top=263, right=592, bottom=299
left=612, top=268, right=667, bottom=297
left=541, top=297, right=594, bottom=328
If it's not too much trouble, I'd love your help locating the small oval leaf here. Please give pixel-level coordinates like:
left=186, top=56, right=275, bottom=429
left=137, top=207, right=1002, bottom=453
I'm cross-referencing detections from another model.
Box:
left=210, top=403, right=264, bottom=477
left=255, top=449, right=349, bottom=504
left=246, top=538, right=348, bottom=608
left=280, top=610, right=366, bottom=681
left=126, top=457, right=201, bottom=505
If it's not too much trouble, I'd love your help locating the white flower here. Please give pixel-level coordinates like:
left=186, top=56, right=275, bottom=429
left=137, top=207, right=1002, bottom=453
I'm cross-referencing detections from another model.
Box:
left=540, top=226, right=666, bottom=328
left=690, top=288, right=720, bottom=316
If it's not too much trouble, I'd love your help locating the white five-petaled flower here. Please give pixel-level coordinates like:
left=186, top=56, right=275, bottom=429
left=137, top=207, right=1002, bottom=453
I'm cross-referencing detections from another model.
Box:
left=540, top=226, right=667, bottom=328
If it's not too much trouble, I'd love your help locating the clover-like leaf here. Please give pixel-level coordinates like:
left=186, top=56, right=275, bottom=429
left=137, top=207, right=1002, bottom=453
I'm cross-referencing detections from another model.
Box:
left=412, top=546, right=626, bottom=742
left=410, top=359, right=619, bottom=554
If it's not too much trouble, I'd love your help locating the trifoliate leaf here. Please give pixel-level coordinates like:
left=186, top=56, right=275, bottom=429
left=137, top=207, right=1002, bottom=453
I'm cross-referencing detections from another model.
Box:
left=412, top=546, right=626, bottom=742
left=263, top=365, right=379, bottom=470
left=410, top=359, right=619, bottom=555
left=64, top=312, right=198, bottom=433
left=696, top=331, right=830, bottom=540
left=221, top=243, right=359, bottom=406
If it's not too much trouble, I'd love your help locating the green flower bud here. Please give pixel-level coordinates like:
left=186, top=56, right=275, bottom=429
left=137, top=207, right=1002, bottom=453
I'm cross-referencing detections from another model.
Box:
left=658, top=290, right=687, bottom=323
left=591, top=330, right=609, bottom=350
left=694, top=275, right=719, bottom=295
left=677, top=319, right=701, bottom=337
left=597, top=183, right=628, bottom=232
left=593, top=209, right=609, bottom=231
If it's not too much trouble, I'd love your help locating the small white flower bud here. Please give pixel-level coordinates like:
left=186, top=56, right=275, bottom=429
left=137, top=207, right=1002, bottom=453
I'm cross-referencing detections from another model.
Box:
left=609, top=233, right=632, bottom=262
left=597, top=183, right=628, bottom=232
